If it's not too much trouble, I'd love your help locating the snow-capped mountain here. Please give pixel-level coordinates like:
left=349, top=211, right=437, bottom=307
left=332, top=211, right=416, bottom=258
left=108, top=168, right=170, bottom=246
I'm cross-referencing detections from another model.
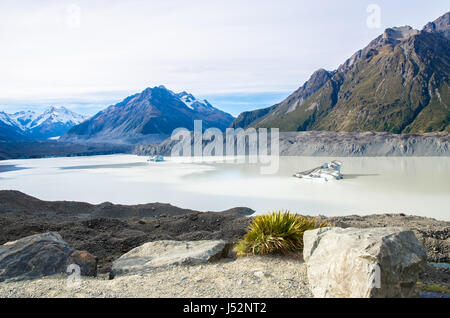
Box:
left=0, top=107, right=87, bottom=140
left=176, top=92, right=216, bottom=111
left=62, top=86, right=235, bottom=144
left=8, top=110, right=39, bottom=130
left=0, top=111, right=19, bottom=127
left=0, top=111, right=27, bottom=140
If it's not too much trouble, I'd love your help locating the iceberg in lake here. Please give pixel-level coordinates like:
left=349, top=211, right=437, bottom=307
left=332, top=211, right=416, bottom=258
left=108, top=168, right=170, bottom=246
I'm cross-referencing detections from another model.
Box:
left=293, top=160, right=343, bottom=181
left=148, top=155, right=164, bottom=162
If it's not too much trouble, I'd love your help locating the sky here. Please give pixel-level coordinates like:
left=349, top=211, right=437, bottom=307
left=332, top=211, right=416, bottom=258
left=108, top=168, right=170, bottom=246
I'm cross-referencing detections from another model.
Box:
left=0, top=0, right=448, bottom=117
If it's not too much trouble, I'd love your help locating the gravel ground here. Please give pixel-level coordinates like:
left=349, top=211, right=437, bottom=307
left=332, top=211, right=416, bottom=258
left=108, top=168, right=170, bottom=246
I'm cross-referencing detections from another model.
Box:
left=0, top=255, right=312, bottom=298
left=0, top=191, right=448, bottom=298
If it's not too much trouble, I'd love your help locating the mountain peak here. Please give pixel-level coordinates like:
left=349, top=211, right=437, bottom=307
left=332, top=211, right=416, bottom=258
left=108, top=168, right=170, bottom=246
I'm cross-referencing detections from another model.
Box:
left=423, top=11, right=450, bottom=40
left=42, top=106, right=79, bottom=116
left=175, top=91, right=212, bottom=111
left=381, top=26, right=419, bottom=43
left=1, top=107, right=87, bottom=140
left=62, top=86, right=235, bottom=142
left=44, top=106, right=58, bottom=113
left=154, top=85, right=170, bottom=91
left=139, top=85, right=176, bottom=99
left=338, top=25, right=421, bottom=73
left=364, top=25, right=420, bottom=51
left=177, top=91, right=193, bottom=98
left=230, top=11, right=450, bottom=134
left=138, top=86, right=211, bottom=112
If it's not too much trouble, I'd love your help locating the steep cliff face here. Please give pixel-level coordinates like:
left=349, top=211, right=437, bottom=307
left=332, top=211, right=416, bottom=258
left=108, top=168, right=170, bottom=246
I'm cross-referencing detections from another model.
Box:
left=231, top=12, right=450, bottom=134
left=423, top=11, right=450, bottom=40
left=230, top=69, right=333, bottom=129
left=135, top=131, right=450, bottom=157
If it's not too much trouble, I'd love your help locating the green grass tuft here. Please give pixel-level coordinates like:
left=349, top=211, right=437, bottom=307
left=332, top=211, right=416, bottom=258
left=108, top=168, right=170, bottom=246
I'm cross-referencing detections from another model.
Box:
left=234, top=211, right=329, bottom=257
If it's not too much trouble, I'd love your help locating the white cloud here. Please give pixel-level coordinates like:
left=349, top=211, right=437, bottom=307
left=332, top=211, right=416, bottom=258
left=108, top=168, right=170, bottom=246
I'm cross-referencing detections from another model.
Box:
left=0, top=0, right=448, bottom=114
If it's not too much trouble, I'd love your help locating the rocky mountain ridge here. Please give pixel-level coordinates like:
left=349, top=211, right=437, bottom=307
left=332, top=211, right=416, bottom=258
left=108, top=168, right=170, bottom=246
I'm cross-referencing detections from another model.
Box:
left=231, top=12, right=450, bottom=134
left=0, top=107, right=87, bottom=140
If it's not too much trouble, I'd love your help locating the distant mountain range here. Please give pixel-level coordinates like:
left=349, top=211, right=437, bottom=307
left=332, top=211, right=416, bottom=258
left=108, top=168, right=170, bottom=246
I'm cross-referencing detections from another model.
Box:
left=231, top=12, right=450, bottom=134
left=61, top=86, right=235, bottom=144
left=0, top=107, right=87, bottom=141
left=2, top=12, right=449, bottom=147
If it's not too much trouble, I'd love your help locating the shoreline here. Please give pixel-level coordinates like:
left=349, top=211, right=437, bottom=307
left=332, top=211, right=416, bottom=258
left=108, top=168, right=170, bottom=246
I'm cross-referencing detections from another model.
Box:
left=1, top=131, right=449, bottom=161
left=0, top=190, right=448, bottom=269
left=136, top=131, right=450, bottom=158
left=2, top=153, right=450, bottom=165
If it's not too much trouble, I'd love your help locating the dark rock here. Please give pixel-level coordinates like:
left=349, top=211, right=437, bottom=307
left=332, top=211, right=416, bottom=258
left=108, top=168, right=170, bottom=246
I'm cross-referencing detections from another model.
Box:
left=0, top=232, right=97, bottom=282
left=0, top=191, right=254, bottom=274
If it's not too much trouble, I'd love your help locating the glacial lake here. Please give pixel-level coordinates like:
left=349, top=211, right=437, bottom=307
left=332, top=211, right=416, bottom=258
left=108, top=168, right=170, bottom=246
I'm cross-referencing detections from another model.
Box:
left=0, top=154, right=449, bottom=221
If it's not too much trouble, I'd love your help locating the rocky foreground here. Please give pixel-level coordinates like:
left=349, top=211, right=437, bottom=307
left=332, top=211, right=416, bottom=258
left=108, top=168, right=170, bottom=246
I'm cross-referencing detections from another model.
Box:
left=0, top=256, right=312, bottom=298
left=0, top=190, right=449, bottom=298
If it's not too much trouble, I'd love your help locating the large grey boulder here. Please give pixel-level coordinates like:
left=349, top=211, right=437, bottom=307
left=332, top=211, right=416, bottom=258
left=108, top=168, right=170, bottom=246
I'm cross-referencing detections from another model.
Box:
left=110, top=240, right=230, bottom=278
left=0, top=232, right=97, bottom=282
left=303, top=227, right=426, bottom=298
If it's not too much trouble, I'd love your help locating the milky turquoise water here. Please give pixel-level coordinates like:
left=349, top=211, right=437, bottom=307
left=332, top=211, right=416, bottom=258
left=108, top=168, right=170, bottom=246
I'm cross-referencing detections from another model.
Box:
left=0, top=155, right=449, bottom=221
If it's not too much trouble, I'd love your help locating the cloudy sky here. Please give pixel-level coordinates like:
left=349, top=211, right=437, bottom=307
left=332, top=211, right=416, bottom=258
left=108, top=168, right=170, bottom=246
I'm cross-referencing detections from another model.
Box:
left=0, top=0, right=448, bottom=116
